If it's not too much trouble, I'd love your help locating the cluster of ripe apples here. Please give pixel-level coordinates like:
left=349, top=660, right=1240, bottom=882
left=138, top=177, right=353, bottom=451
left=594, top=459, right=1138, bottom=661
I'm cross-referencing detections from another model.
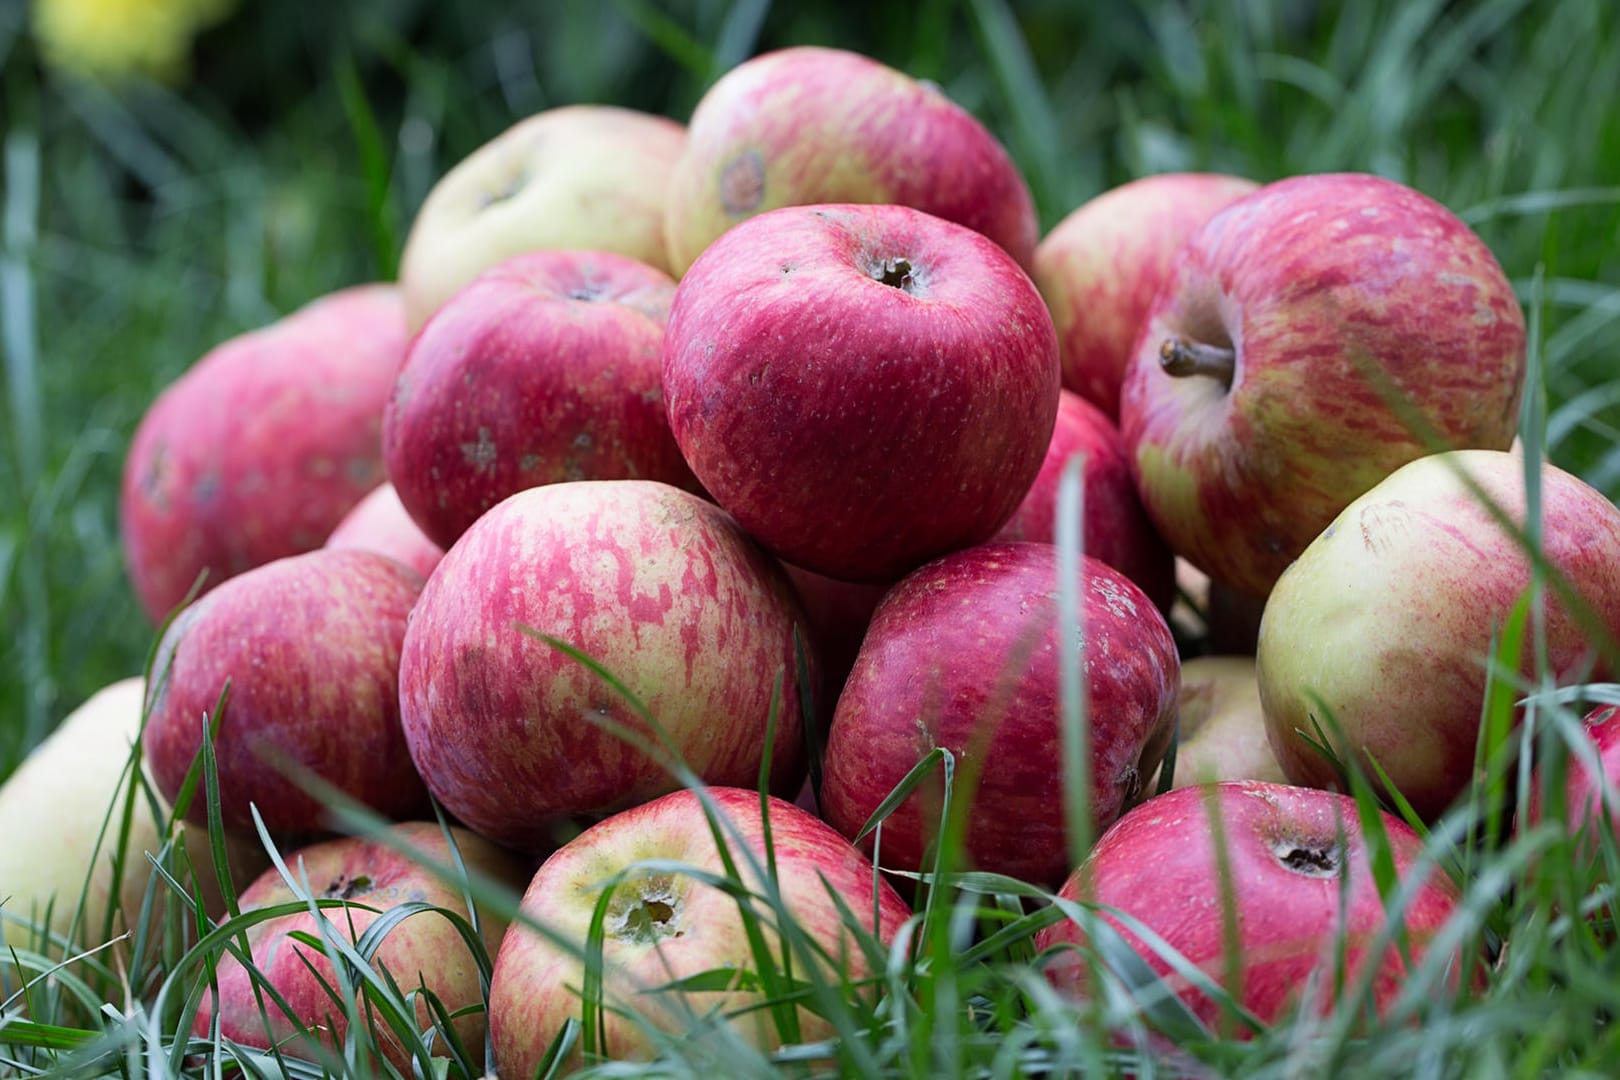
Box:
left=12, top=42, right=1620, bottom=1070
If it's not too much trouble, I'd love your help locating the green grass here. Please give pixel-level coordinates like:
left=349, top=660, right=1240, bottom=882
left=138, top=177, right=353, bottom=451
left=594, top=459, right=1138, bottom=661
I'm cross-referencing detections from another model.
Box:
left=4, top=0, right=1620, bottom=1076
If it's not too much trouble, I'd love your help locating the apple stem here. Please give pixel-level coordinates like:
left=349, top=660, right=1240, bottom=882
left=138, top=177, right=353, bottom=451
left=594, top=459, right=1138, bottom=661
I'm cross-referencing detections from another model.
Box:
left=1159, top=337, right=1236, bottom=382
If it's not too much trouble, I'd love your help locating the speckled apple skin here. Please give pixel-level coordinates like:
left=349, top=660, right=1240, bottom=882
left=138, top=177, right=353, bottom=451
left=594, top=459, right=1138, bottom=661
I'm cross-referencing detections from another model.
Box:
left=1257, top=449, right=1620, bottom=821
left=663, top=202, right=1059, bottom=584
left=1119, top=173, right=1526, bottom=598
left=142, top=548, right=429, bottom=835
left=665, top=46, right=1037, bottom=274
left=994, top=389, right=1176, bottom=613
left=121, top=284, right=407, bottom=622
left=385, top=250, right=695, bottom=550
left=324, top=481, right=445, bottom=580
left=820, top=541, right=1180, bottom=887
left=398, top=481, right=812, bottom=853
left=1035, top=782, right=1468, bottom=1032
left=1035, top=172, right=1258, bottom=419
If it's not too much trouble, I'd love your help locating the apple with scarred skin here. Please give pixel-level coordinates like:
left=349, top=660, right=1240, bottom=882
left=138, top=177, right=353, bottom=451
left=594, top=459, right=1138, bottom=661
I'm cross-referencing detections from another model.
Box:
left=1152, top=655, right=1283, bottom=790
left=665, top=45, right=1037, bottom=275
left=489, top=786, right=911, bottom=1072
left=143, top=548, right=429, bottom=835
left=1119, top=173, right=1526, bottom=599
left=121, top=284, right=408, bottom=621
left=324, top=482, right=444, bottom=580
left=1258, top=450, right=1620, bottom=821
left=1035, top=781, right=1471, bottom=1034
left=385, top=250, right=695, bottom=550
left=195, top=822, right=529, bottom=1070
left=400, top=105, right=685, bottom=331
left=1034, top=172, right=1258, bottom=419
left=398, top=481, right=812, bottom=854
left=820, top=541, right=1180, bottom=887
left=663, top=202, right=1059, bottom=584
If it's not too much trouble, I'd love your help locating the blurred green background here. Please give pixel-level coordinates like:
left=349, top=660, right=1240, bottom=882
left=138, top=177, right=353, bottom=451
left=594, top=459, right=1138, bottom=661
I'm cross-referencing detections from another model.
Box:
left=2, top=0, right=1618, bottom=778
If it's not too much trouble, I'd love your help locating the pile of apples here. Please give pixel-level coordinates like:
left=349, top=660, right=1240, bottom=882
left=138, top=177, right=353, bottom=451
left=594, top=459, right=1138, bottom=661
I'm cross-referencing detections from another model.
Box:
left=10, top=42, right=1620, bottom=1071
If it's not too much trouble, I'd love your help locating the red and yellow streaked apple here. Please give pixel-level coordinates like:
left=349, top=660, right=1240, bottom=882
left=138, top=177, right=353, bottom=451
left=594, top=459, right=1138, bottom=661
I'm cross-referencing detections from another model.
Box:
left=324, top=482, right=444, bottom=581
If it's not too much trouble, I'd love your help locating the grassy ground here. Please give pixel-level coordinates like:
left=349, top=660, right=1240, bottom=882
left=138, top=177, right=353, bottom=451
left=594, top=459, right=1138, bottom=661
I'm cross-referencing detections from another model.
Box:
left=3, top=1, right=1620, bottom=1076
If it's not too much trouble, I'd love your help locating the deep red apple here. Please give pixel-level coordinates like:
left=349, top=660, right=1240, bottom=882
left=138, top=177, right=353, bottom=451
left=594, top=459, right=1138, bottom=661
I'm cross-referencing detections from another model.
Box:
left=323, top=482, right=444, bottom=580
left=1523, top=704, right=1620, bottom=855
left=780, top=562, right=891, bottom=711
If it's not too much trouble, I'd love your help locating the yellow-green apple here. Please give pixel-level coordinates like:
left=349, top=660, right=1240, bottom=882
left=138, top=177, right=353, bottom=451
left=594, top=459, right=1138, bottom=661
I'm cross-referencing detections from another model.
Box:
left=323, top=481, right=444, bottom=580
left=1151, top=655, right=1283, bottom=789
left=993, top=388, right=1175, bottom=613
left=398, top=481, right=812, bottom=854
left=121, top=284, right=407, bottom=622
left=1257, top=450, right=1620, bottom=821
left=143, top=549, right=429, bottom=835
left=1034, top=172, right=1258, bottom=419
left=663, top=202, right=1059, bottom=583
left=1035, top=781, right=1470, bottom=1033
left=194, top=822, right=528, bottom=1069
left=820, top=541, right=1179, bottom=887
left=1119, top=172, right=1526, bottom=599
left=665, top=45, right=1038, bottom=275
left=384, top=250, right=695, bottom=550
left=400, top=105, right=685, bottom=331
left=488, top=786, right=911, bottom=1071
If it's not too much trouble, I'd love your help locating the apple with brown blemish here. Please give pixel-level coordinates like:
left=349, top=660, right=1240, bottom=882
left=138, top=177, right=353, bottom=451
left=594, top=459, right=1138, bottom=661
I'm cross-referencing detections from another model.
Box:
left=324, top=481, right=444, bottom=580
left=1119, top=172, right=1527, bottom=599
left=383, top=250, right=695, bottom=550
left=819, top=541, right=1180, bottom=888
left=664, top=45, right=1038, bottom=275
left=398, top=481, right=812, bottom=854
left=399, top=105, right=685, bottom=331
left=121, top=284, right=407, bottom=622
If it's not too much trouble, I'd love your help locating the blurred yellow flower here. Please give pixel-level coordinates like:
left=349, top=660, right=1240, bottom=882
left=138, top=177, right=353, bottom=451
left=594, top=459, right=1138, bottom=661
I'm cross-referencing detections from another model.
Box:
left=32, top=0, right=236, bottom=82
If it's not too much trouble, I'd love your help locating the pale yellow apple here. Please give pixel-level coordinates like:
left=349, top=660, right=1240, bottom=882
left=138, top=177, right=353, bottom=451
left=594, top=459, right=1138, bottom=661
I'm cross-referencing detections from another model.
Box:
left=1154, top=655, right=1285, bottom=789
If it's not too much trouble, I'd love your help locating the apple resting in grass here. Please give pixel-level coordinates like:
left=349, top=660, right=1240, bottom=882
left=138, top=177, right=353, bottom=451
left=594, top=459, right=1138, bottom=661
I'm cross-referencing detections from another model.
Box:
left=1119, top=172, right=1526, bottom=599
left=196, top=822, right=528, bottom=1070
left=143, top=549, right=429, bottom=835
left=1035, top=781, right=1471, bottom=1034
left=385, top=250, right=695, bottom=550
left=398, top=481, right=811, bottom=854
left=663, top=203, right=1059, bottom=583
left=1034, top=172, right=1258, bottom=419
left=1520, top=704, right=1620, bottom=859
left=121, top=284, right=407, bottom=621
left=820, top=541, right=1180, bottom=887
left=665, top=45, right=1037, bottom=275
left=1151, top=655, right=1283, bottom=790
left=489, top=787, right=911, bottom=1072
left=324, top=482, right=444, bottom=580
left=1258, top=449, right=1620, bottom=821
left=399, top=105, right=685, bottom=330
left=993, top=388, right=1175, bottom=613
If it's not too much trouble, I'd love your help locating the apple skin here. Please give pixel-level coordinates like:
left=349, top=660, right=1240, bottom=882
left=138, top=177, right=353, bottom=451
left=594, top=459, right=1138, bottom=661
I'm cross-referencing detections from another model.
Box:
left=663, top=202, right=1059, bottom=584
left=820, top=541, right=1180, bottom=887
left=142, top=549, right=430, bottom=835
left=121, top=283, right=407, bottom=622
left=489, top=786, right=911, bottom=1072
left=1153, top=655, right=1284, bottom=790
left=399, top=105, right=686, bottom=331
left=1258, top=449, right=1620, bottom=821
left=1118, top=172, right=1526, bottom=598
left=324, top=482, right=444, bottom=580
left=665, top=45, right=1037, bottom=275
left=398, top=481, right=812, bottom=854
left=1034, top=172, right=1258, bottom=419
left=992, top=389, right=1175, bottom=613
left=780, top=562, right=890, bottom=712
left=384, top=250, right=696, bottom=550
left=1035, top=781, right=1469, bottom=1034
left=194, top=822, right=530, bottom=1070
left=1522, top=704, right=1620, bottom=848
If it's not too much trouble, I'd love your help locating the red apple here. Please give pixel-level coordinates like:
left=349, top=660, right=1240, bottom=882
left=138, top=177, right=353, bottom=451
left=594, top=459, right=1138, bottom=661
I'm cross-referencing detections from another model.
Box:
left=195, top=822, right=529, bottom=1069
left=1035, top=781, right=1470, bottom=1034
left=399, top=481, right=811, bottom=854
left=665, top=45, right=1037, bottom=275
left=820, top=541, right=1180, bottom=887
left=992, top=389, right=1175, bottom=613
left=1523, top=704, right=1620, bottom=856
left=1034, top=172, right=1258, bottom=419
left=489, top=786, right=911, bottom=1072
left=780, top=562, right=891, bottom=711
left=663, top=202, right=1059, bottom=583
left=384, top=250, right=695, bottom=550
left=143, top=548, right=429, bottom=835
left=122, top=284, right=407, bottom=621
left=324, top=482, right=444, bottom=580
left=1119, top=173, right=1526, bottom=598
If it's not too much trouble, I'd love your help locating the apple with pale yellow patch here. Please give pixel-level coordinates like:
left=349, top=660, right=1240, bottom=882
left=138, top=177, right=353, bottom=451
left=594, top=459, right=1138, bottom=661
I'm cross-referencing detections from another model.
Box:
left=1153, top=655, right=1282, bottom=789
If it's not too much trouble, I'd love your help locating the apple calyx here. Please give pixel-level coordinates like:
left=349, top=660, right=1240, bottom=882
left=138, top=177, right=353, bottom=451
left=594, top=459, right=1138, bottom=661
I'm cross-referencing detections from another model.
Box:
left=323, top=874, right=373, bottom=900
left=1270, top=839, right=1342, bottom=879
left=478, top=169, right=528, bottom=210
left=608, top=874, right=687, bottom=945
left=869, top=256, right=919, bottom=294
left=1159, top=336, right=1235, bottom=384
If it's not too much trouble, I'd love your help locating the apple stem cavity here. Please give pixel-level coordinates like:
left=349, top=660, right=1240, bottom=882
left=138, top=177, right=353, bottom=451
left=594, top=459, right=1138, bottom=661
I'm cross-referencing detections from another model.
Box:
left=1159, top=336, right=1236, bottom=384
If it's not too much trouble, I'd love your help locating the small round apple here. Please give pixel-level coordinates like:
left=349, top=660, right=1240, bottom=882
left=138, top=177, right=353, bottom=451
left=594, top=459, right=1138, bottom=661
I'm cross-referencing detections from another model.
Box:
left=324, top=482, right=444, bottom=580
left=663, top=202, right=1060, bottom=584
left=1152, top=655, right=1284, bottom=789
